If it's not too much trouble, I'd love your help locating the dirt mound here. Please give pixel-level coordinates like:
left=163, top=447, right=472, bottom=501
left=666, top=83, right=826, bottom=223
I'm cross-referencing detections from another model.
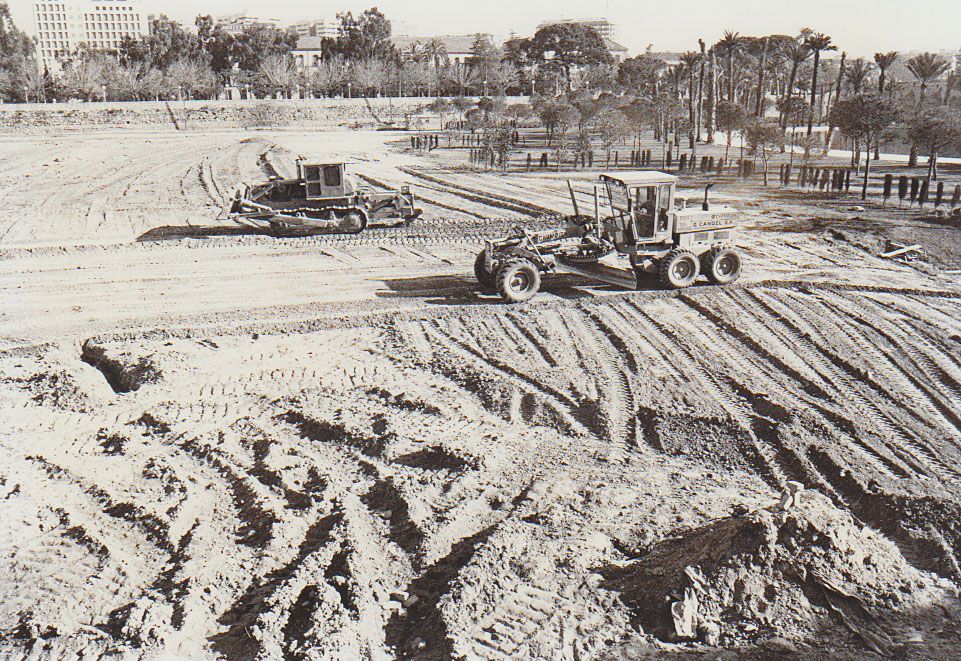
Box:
left=605, top=491, right=955, bottom=654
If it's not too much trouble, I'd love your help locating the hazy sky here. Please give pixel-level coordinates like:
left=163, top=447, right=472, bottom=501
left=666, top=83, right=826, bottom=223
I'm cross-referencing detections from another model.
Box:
left=9, top=0, right=961, bottom=57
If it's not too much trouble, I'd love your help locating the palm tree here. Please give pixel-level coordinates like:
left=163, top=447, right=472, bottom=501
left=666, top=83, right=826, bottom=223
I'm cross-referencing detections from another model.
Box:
left=423, top=38, right=448, bottom=69
left=844, top=58, right=874, bottom=95
left=873, top=51, right=898, bottom=95
left=906, top=52, right=951, bottom=166
left=715, top=31, right=741, bottom=102
left=873, top=51, right=897, bottom=159
left=824, top=52, right=847, bottom=153
left=803, top=32, right=837, bottom=136
left=943, top=71, right=961, bottom=105
left=907, top=52, right=951, bottom=107
left=781, top=38, right=811, bottom=127
left=680, top=51, right=701, bottom=149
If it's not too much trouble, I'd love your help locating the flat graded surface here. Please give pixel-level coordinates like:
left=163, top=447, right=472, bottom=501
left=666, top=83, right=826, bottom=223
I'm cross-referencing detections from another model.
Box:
left=2, top=125, right=961, bottom=659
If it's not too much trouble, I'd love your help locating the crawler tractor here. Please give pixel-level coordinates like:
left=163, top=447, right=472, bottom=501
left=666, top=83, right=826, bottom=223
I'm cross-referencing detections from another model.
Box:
left=228, top=160, right=421, bottom=233
left=475, top=172, right=744, bottom=303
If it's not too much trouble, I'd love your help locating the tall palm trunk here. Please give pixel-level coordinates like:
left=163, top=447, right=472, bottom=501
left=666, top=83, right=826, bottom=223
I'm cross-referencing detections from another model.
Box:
left=824, top=52, right=846, bottom=153
left=908, top=82, right=927, bottom=167
left=706, top=52, right=717, bottom=143
left=782, top=60, right=800, bottom=129
left=807, top=50, right=821, bottom=136
left=687, top=68, right=696, bottom=149
left=696, top=40, right=706, bottom=143
left=727, top=53, right=735, bottom=102
left=755, top=38, right=768, bottom=117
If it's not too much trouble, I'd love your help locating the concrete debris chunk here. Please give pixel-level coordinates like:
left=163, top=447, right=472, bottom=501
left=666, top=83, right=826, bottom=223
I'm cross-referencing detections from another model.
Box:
left=671, top=586, right=699, bottom=638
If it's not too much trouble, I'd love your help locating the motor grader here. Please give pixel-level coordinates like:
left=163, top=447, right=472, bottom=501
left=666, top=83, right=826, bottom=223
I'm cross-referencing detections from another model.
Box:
left=475, top=171, right=744, bottom=303
left=227, top=160, right=421, bottom=234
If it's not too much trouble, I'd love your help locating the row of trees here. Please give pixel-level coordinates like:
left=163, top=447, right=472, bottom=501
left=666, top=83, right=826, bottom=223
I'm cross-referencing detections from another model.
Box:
left=0, top=5, right=626, bottom=102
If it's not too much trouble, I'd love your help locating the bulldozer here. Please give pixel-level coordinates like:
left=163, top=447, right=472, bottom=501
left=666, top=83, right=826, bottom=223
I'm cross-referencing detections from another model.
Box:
left=475, top=171, right=743, bottom=303
left=227, top=160, right=422, bottom=234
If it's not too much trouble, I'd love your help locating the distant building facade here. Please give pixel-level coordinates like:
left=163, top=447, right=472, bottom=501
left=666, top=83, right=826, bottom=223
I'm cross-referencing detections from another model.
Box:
left=215, top=13, right=280, bottom=36
left=391, top=35, right=486, bottom=66
left=291, top=18, right=338, bottom=39
left=292, top=36, right=324, bottom=71
left=536, top=17, right=617, bottom=41
left=32, top=0, right=147, bottom=71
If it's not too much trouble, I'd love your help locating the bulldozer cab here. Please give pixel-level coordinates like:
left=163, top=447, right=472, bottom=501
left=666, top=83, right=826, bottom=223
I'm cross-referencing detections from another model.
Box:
left=297, top=161, right=355, bottom=200
left=599, top=172, right=675, bottom=249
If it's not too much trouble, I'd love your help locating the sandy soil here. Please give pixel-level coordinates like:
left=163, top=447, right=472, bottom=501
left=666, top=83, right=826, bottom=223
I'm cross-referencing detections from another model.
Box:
left=2, top=125, right=961, bottom=659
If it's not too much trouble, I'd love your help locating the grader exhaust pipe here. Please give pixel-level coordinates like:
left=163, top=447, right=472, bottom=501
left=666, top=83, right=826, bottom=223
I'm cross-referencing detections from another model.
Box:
left=703, top=183, right=715, bottom=211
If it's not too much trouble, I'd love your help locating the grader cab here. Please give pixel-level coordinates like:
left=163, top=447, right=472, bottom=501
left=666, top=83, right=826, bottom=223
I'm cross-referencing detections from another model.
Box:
left=475, top=172, right=744, bottom=303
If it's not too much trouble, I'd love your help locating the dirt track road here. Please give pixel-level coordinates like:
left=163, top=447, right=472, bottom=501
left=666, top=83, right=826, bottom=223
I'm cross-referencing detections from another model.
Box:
left=3, top=125, right=961, bottom=659
left=1, top=223, right=950, bottom=347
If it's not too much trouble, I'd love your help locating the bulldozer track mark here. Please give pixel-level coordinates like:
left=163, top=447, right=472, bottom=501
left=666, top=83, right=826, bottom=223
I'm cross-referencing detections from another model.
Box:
left=465, top=583, right=565, bottom=659
left=398, top=167, right=558, bottom=216
left=385, top=523, right=500, bottom=659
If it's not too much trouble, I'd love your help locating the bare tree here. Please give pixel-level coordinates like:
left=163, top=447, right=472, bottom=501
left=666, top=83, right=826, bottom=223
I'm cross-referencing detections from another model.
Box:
left=258, top=54, right=298, bottom=99
left=351, top=57, right=388, bottom=97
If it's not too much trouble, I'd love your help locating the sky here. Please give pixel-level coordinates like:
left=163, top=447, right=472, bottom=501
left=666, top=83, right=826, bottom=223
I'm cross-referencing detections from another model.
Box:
left=8, top=0, right=961, bottom=58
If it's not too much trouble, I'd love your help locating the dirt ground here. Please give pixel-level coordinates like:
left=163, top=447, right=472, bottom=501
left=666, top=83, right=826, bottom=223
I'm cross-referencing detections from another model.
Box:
left=2, top=122, right=961, bottom=660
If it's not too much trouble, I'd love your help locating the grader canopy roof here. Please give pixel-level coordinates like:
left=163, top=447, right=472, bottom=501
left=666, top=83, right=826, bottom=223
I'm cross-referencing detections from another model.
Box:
left=598, top=171, right=678, bottom=187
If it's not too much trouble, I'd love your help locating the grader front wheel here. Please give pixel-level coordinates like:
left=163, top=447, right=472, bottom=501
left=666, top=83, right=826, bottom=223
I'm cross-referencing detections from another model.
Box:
left=474, top=250, right=496, bottom=292
left=658, top=249, right=700, bottom=289
left=496, top=258, right=541, bottom=304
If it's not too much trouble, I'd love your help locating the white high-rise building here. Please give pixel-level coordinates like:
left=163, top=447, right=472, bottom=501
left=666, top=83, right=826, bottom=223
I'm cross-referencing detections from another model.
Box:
left=33, top=0, right=148, bottom=71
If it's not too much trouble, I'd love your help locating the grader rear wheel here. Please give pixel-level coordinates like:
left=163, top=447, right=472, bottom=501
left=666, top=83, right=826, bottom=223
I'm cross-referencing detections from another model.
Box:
left=495, top=258, right=541, bottom=304
left=703, top=246, right=743, bottom=285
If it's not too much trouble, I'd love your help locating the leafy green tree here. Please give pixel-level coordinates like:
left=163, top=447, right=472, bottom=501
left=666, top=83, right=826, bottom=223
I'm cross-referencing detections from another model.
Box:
left=0, top=2, right=34, bottom=71
left=592, top=107, right=630, bottom=165
left=745, top=119, right=783, bottom=184
left=829, top=94, right=900, bottom=198
left=906, top=107, right=961, bottom=179
left=523, top=23, right=612, bottom=91
left=715, top=100, right=750, bottom=162
left=617, top=52, right=664, bottom=96
left=532, top=96, right=580, bottom=146
left=467, top=34, right=498, bottom=79
left=330, top=8, right=395, bottom=61
left=233, top=23, right=298, bottom=73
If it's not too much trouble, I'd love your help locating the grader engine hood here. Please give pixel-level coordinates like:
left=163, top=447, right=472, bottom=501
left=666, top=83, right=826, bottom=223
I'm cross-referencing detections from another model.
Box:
left=673, top=206, right=740, bottom=234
